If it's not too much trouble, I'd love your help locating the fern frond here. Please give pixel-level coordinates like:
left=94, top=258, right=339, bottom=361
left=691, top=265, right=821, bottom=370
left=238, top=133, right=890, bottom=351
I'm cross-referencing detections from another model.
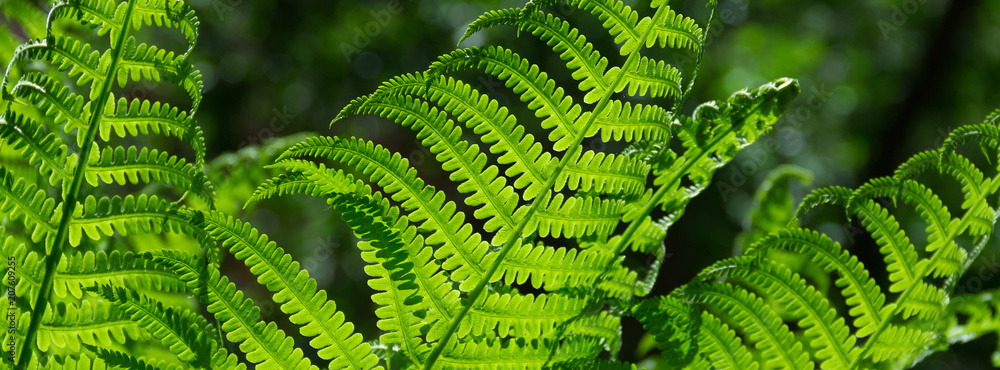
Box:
left=189, top=209, right=379, bottom=369
left=85, top=146, right=213, bottom=201
left=643, top=113, right=1000, bottom=369
left=561, top=151, right=650, bottom=197
left=683, top=282, right=811, bottom=369
left=69, top=194, right=199, bottom=246
left=247, top=172, right=321, bottom=203
left=262, top=146, right=626, bottom=361
left=794, top=185, right=852, bottom=220
left=533, top=193, right=623, bottom=238
left=637, top=4, right=703, bottom=52
left=267, top=1, right=798, bottom=368
left=339, top=93, right=523, bottom=246
left=272, top=136, right=493, bottom=290
left=55, top=249, right=189, bottom=299
left=47, top=0, right=126, bottom=39
left=697, top=257, right=857, bottom=368
left=354, top=73, right=554, bottom=200
left=0, top=167, right=58, bottom=246
left=610, top=56, right=682, bottom=100
left=613, top=215, right=670, bottom=255
left=130, top=0, right=199, bottom=56
left=544, top=0, right=644, bottom=56
left=186, top=266, right=316, bottom=369
left=271, top=158, right=622, bottom=352
left=616, top=78, right=799, bottom=257
left=634, top=295, right=754, bottom=369
left=497, top=243, right=614, bottom=291
left=749, top=228, right=888, bottom=338
left=86, top=345, right=182, bottom=370
left=36, top=300, right=141, bottom=353
left=0, top=112, right=71, bottom=184
left=90, top=284, right=216, bottom=366
left=1, top=0, right=213, bottom=366
left=429, top=46, right=585, bottom=152
left=589, top=100, right=671, bottom=143
left=117, top=41, right=203, bottom=109
left=100, top=98, right=207, bottom=165
left=7, top=73, right=89, bottom=139
left=850, top=197, right=921, bottom=292
left=7, top=37, right=103, bottom=92
left=865, top=326, right=936, bottom=364
left=326, top=191, right=431, bottom=365
left=462, top=7, right=612, bottom=104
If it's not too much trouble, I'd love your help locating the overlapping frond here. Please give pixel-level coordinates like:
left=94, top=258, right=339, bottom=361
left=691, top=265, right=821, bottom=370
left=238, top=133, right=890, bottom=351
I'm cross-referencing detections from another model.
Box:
left=0, top=103, right=72, bottom=185
left=35, top=300, right=141, bottom=353
left=187, top=208, right=380, bottom=369
left=462, top=7, right=611, bottom=104
left=90, top=284, right=219, bottom=366
left=0, top=167, right=58, bottom=246
left=85, top=146, right=213, bottom=201
left=182, top=265, right=316, bottom=369
left=259, top=0, right=798, bottom=368
left=637, top=113, right=1000, bottom=369
left=338, top=93, right=524, bottom=246
left=86, top=346, right=184, bottom=370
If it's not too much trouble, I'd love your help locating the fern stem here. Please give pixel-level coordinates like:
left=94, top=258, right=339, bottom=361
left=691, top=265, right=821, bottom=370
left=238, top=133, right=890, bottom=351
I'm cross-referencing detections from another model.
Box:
left=946, top=233, right=990, bottom=294
left=420, top=5, right=675, bottom=368
left=679, top=1, right=715, bottom=108
left=611, top=122, right=728, bottom=258
left=611, top=0, right=717, bottom=258
left=17, top=1, right=137, bottom=367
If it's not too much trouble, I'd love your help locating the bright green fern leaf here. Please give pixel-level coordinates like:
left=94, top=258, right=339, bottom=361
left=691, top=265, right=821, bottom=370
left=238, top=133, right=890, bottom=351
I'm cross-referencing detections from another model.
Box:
left=0, top=0, right=214, bottom=367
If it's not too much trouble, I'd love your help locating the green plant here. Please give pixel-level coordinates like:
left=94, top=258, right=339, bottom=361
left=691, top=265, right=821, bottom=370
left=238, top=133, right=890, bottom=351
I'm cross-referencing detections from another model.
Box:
left=634, top=112, right=1000, bottom=369
left=0, top=0, right=224, bottom=367
left=225, top=0, right=802, bottom=366
left=3, top=0, right=1000, bottom=369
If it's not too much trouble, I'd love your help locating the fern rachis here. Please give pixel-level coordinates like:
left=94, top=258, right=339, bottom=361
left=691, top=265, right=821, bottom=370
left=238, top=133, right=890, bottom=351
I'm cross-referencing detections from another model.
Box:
left=1, top=0, right=221, bottom=367
left=235, top=0, right=799, bottom=368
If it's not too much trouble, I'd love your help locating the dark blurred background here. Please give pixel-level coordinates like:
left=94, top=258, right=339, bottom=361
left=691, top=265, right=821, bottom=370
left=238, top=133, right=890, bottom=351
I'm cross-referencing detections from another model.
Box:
left=4, top=0, right=1000, bottom=367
